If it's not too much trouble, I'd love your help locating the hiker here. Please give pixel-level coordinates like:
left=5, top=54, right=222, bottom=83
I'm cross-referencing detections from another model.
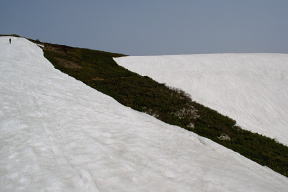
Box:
left=9, top=38, right=11, bottom=44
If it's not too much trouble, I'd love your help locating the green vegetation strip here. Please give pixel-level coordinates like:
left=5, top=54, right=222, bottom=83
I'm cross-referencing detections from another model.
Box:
left=39, top=40, right=287, bottom=177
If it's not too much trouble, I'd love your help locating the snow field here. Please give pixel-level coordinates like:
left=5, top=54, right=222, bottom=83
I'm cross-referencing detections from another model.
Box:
left=115, top=54, right=288, bottom=146
left=0, top=37, right=287, bottom=192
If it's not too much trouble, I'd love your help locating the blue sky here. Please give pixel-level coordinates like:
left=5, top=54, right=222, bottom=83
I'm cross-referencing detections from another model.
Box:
left=1, top=0, right=288, bottom=55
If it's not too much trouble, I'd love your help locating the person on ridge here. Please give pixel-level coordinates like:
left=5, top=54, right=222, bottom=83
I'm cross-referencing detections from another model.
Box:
left=9, top=38, right=11, bottom=44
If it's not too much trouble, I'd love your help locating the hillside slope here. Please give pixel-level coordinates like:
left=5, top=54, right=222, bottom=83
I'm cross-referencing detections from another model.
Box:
left=115, top=54, right=288, bottom=146
left=38, top=38, right=288, bottom=176
left=1, top=37, right=288, bottom=191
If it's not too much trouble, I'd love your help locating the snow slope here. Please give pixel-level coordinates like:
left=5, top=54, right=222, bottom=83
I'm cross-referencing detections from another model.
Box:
left=0, top=37, right=287, bottom=192
left=115, top=54, right=288, bottom=146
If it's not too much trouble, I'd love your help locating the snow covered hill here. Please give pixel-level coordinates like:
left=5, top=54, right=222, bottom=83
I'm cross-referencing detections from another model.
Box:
left=115, top=54, right=288, bottom=146
left=0, top=37, right=287, bottom=192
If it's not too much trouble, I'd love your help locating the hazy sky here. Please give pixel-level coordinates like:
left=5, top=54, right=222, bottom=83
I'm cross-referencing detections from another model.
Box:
left=1, top=0, right=288, bottom=55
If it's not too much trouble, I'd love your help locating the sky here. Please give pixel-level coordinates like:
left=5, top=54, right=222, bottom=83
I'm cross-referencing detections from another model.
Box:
left=1, top=0, right=288, bottom=55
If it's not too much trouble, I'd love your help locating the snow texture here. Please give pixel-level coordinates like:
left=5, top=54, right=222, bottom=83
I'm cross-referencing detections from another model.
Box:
left=0, top=37, right=287, bottom=192
left=115, top=54, right=288, bottom=146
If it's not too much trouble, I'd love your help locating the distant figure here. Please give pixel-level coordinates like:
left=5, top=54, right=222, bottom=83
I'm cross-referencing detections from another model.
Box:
left=9, top=38, right=11, bottom=44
